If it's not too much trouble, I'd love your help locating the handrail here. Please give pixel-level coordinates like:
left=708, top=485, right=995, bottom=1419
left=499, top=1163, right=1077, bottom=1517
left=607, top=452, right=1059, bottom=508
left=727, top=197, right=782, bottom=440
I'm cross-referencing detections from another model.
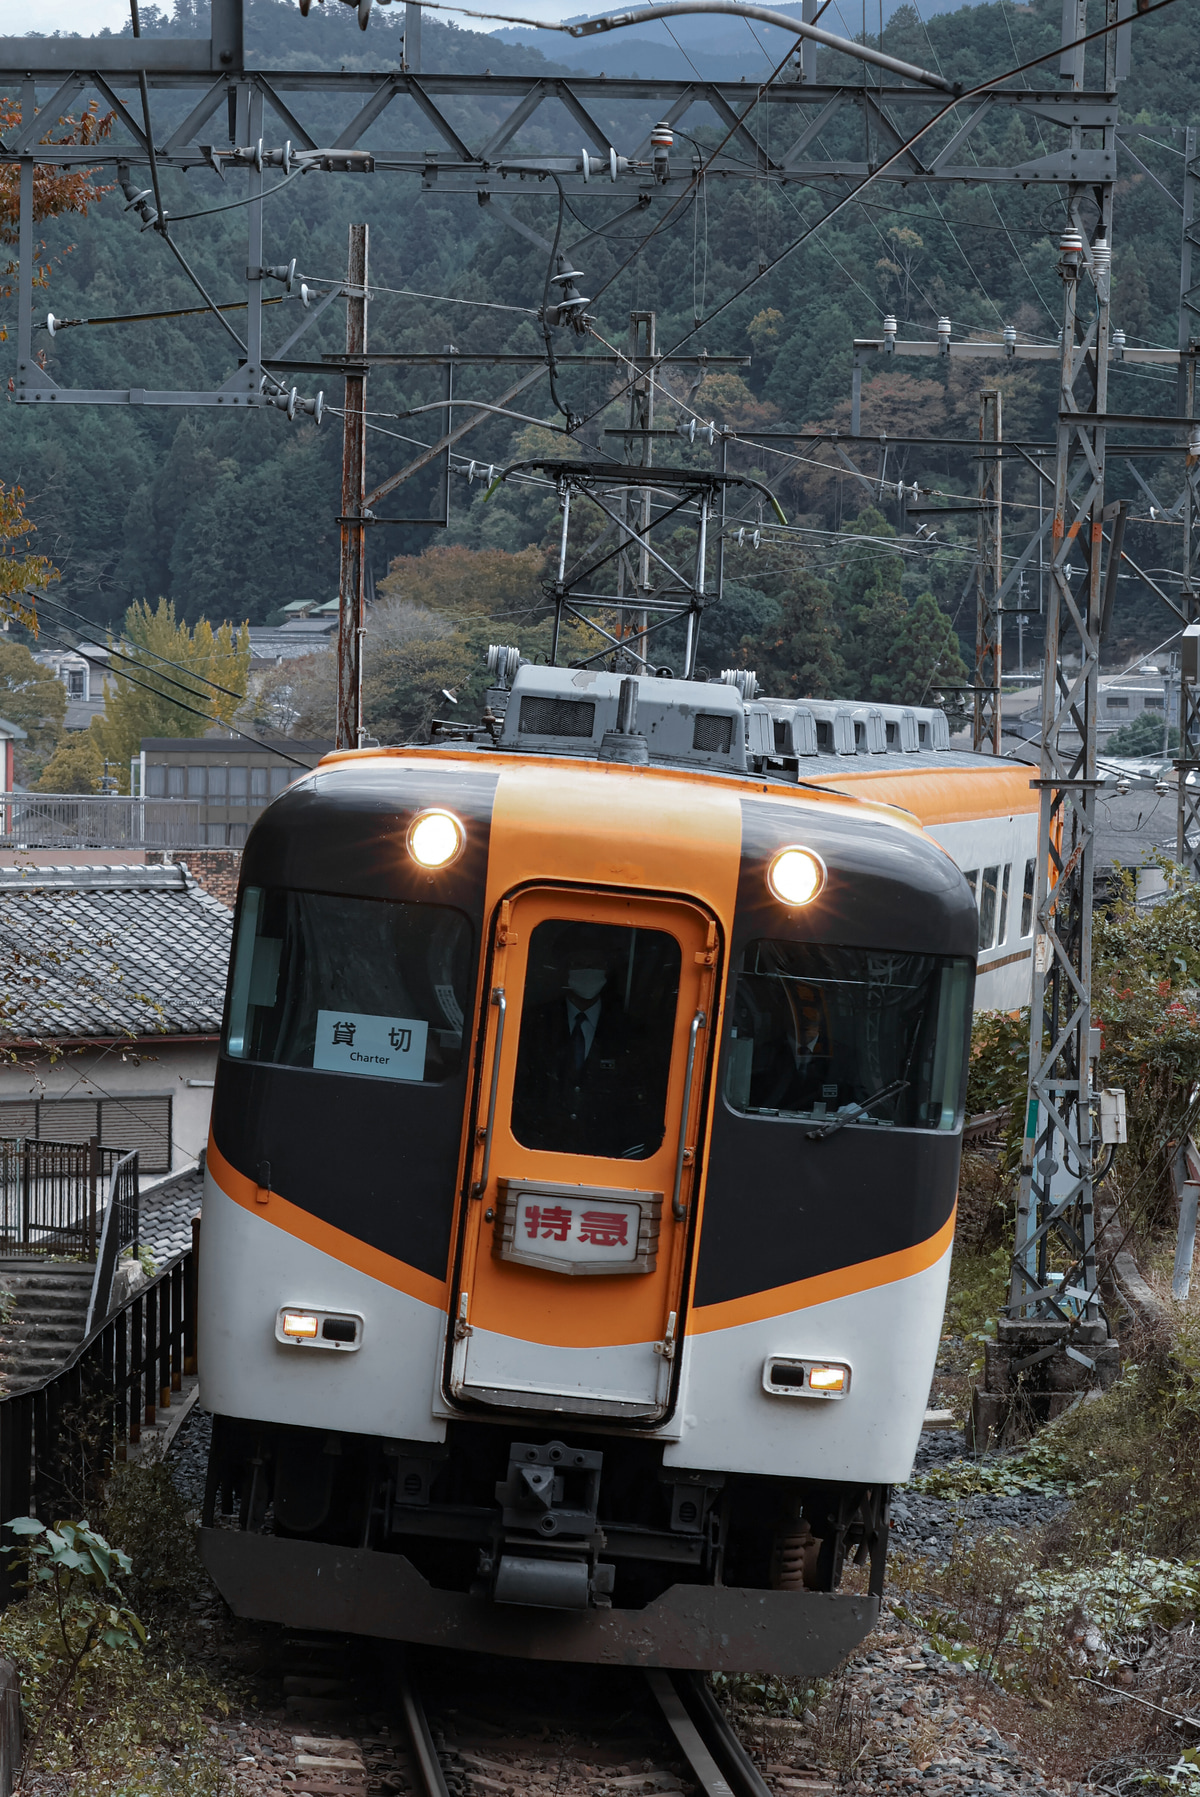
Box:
left=84, top=1150, right=139, bottom=1337
left=671, top=1010, right=706, bottom=1222
left=471, top=987, right=506, bottom=1200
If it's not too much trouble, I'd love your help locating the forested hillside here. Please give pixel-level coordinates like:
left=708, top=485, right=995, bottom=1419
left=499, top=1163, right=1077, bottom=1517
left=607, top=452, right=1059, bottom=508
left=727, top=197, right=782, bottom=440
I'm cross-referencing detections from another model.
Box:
left=2, top=0, right=1197, bottom=738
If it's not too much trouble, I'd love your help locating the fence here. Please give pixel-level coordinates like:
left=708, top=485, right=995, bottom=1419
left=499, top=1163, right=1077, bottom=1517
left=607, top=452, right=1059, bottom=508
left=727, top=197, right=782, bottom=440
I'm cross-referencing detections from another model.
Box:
left=0, top=1236, right=197, bottom=1605
left=0, top=1138, right=133, bottom=1259
left=0, top=794, right=205, bottom=849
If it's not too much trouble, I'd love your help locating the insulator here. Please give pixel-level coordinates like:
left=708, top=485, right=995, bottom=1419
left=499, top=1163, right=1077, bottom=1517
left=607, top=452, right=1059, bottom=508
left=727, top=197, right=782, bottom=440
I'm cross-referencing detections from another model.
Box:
left=752, top=528, right=761, bottom=549
left=1115, top=775, right=1131, bottom=795
left=298, top=391, right=324, bottom=425
left=882, top=313, right=897, bottom=339
left=936, top=315, right=951, bottom=352
left=1155, top=777, right=1170, bottom=796
left=265, top=258, right=297, bottom=291
left=487, top=644, right=522, bottom=689
left=1003, top=322, right=1016, bottom=350
left=650, top=121, right=674, bottom=149
left=1059, top=226, right=1084, bottom=254
left=551, top=263, right=587, bottom=287
left=300, top=282, right=315, bottom=309
left=720, top=668, right=759, bottom=701
left=736, top=528, right=745, bottom=547
left=1112, top=328, right=1127, bottom=350
left=46, top=313, right=57, bottom=337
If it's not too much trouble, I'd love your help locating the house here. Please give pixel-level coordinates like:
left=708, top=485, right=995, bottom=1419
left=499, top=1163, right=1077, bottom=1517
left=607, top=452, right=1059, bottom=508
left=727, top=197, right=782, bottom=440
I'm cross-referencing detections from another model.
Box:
left=32, top=645, right=110, bottom=730
left=0, top=717, right=27, bottom=795
left=0, top=862, right=233, bottom=1175
left=136, top=737, right=330, bottom=847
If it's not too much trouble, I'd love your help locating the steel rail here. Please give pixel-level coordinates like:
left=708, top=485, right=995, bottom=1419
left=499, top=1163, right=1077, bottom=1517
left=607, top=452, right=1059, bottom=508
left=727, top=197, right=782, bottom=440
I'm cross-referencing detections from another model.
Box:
left=646, top=1670, right=773, bottom=1797
left=397, top=1661, right=452, bottom=1797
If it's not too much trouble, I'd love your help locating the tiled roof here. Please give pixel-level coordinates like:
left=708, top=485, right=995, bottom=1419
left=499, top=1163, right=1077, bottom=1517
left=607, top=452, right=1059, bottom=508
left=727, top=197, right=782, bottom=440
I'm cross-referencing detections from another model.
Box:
left=139, top=1162, right=204, bottom=1267
left=0, top=863, right=232, bottom=1041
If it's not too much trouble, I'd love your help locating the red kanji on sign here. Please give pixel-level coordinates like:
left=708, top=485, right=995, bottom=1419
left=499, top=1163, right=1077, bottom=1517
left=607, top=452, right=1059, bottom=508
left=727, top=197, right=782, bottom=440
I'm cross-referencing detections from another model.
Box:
left=523, top=1203, right=573, bottom=1242
left=578, top=1209, right=630, bottom=1248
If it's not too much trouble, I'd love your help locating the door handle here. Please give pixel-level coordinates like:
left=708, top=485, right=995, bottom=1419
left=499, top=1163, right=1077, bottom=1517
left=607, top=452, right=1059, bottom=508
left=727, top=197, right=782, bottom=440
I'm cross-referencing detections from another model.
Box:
left=471, top=987, right=506, bottom=1199
left=671, top=1009, right=706, bottom=1221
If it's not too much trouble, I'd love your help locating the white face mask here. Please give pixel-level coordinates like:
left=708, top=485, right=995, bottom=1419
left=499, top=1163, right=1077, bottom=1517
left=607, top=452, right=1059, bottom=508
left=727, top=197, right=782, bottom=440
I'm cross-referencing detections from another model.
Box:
left=566, top=967, right=607, bottom=1003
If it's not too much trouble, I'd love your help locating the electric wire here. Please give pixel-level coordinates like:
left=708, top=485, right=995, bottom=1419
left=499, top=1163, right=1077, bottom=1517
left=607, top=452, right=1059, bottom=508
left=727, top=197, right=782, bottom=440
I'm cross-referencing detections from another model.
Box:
left=296, top=272, right=538, bottom=314
left=28, top=597, right=315, bottom=769
left=167, top=162, right=309, bottom=222
left=580, top=0, right=1181, bottom=417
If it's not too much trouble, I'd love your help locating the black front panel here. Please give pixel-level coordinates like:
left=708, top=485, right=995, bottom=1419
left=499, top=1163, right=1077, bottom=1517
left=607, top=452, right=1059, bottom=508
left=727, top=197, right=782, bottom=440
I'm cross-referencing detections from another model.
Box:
left=694, top=798, right=977, bottom=1310
left=211, top=761, right=497, bottom=1281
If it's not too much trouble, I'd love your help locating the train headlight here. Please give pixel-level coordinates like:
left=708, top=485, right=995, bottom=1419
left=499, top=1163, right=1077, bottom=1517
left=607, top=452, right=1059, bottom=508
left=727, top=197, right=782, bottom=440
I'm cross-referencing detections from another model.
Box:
left=808, top=1364, right=847, bottom=1393
left=408, top=808, right=464, bottom=869
left=763, top=1355, right=851, bottom=1399
left=280, top=1310, right=319, bottom=1339
left=767, top=846, right=826, bottom=907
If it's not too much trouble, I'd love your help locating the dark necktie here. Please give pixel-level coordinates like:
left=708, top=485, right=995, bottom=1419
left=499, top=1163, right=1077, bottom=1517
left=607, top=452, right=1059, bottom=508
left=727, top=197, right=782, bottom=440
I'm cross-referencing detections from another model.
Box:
left=570, top=1012, right=587, bottom=1082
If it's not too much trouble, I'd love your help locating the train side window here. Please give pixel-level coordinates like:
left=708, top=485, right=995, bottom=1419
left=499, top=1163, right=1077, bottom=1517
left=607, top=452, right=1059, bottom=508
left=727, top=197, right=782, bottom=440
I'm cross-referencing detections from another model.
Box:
left=978, top=866, right=1000, bottom=950
left=223, top=885, right=473, bottom=1082
left=1021, top=858, right=1036, bottom=936
left=997, top=863, right=1012, bottom=947
left=964, top=868, right=979, bottom=902
left=723, top=942, right=973, bottom=1132
left=510, top=920, right=682, bottom=1161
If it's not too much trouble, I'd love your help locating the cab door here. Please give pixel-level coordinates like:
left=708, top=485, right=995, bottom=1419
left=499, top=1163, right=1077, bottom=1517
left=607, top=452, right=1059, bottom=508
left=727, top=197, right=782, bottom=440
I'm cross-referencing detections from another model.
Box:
left=449, top=886, right=717, bottom=1421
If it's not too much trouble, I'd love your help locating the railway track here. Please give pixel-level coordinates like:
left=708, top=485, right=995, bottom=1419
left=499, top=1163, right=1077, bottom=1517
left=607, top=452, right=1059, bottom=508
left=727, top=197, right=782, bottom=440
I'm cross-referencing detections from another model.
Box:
left=390, top=1658, right=773, bottom=1797
left=221, top=1630, right=775, bottom=1797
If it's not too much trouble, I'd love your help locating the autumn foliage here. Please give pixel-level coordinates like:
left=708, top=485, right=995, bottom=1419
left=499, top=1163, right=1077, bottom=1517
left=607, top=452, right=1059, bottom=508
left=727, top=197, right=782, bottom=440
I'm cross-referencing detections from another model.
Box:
left=0, top=94, right=114, bottom=317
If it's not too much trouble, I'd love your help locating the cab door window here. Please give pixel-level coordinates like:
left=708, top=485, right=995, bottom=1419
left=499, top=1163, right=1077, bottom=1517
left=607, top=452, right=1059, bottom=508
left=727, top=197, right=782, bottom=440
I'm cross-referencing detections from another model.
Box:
left=510, top=920, right=681, bottom=1160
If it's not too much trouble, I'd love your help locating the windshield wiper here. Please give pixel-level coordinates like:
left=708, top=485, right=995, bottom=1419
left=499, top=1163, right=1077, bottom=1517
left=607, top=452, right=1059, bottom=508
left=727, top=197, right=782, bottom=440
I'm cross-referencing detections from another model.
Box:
left=806, top=1080, right=909, bottom=1141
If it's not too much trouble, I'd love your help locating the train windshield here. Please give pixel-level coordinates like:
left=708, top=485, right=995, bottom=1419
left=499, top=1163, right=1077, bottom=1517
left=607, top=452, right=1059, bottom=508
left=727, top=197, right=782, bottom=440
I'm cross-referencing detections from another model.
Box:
left=223, top=886, right=472, bottom=1083
left=510, top=919, right=682, bottom=1159
left=723, top=942, right=973, bottom=1131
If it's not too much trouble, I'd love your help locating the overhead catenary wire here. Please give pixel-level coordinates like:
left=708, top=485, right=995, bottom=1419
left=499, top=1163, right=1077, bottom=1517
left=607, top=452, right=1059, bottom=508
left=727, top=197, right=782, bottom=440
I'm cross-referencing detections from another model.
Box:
left=574, top=0, right=1181, bottom=431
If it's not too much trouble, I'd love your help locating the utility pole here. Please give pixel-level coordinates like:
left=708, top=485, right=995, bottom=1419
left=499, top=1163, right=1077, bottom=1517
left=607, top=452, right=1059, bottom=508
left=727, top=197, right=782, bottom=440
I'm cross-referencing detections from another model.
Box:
left=337, top=223, right=368, bottom=752
left=1177, top=128, right=1200, bottom=871
left=974, top=389, right=1003, bottom=754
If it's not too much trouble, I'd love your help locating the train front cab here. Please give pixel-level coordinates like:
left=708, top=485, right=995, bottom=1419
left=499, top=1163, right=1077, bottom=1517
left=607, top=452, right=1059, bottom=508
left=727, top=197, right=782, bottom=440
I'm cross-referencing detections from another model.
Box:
left=197, top=753, right=977, bottom=1674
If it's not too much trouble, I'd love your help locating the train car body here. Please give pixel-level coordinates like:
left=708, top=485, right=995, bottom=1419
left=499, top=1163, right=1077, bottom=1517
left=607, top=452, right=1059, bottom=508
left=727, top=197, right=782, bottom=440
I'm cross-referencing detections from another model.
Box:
left=198, top=667, right=1032, bottom=1674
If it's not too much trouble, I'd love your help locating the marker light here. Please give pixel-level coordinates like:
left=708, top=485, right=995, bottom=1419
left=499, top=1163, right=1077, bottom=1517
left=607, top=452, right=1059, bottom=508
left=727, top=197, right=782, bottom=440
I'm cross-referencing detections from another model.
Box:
left=408, top=808, right=464, bottom=870
left=280, top=1311, right=319, bottom=1339
left=808, top=1364, right=847, bottom=1393
left=767, top=846, right=826, bottom=907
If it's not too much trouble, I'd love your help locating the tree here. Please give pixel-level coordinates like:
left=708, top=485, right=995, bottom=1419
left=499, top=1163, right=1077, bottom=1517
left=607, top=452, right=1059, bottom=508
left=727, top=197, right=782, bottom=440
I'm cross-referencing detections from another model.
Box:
left=91, top=600, right=250, bottom=785
left=377, top=545, right=547, bottom=620
left=1105, top=711, right=1179, bottom=758
left=0, top=640, right=66, bottom=783
left=885, top=590, right=970, bottom=706
left=0, top=483, right=57, bottom=633
left=0, top=97, right=113, bottom=329
left=736, top=568, right=845, bottom=699
left=36, top=734, right=102, bottom=794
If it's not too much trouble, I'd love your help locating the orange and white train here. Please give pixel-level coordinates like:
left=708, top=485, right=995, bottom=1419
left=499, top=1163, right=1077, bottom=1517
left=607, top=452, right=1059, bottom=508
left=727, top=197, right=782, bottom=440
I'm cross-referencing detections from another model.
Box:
left=197, top=657, right=1034, bottom=1674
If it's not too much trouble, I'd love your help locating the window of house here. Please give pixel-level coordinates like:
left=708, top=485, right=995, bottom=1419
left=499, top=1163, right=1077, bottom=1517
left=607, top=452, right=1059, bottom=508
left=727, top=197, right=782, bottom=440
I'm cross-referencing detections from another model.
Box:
left=187, top=764, right=206, bottom=798
left=145, top=765, right=166, bottom=798
left=66, top=669, right=85, bottom=698
left=1145, top=696, right=1165, bottom=710
left=0, top=1096, right=173, bottom=1173
left=167, top=765, right=186, bottom=798
left=1106, top=695, right=1130, bottom=709
left=250, top=767, right=268, bottom=803
left=269, top=766, right=290, bottom=796
left=228, top=767, right=247, bottom=802
left=208, top=766, right=228, bottom=800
